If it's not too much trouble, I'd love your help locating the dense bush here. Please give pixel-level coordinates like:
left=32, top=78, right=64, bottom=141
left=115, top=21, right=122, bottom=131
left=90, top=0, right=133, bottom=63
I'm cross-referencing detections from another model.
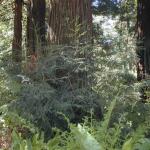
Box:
left=7, top=45, right=102, bottom=140
left=2, top=99, right=150, bottom=150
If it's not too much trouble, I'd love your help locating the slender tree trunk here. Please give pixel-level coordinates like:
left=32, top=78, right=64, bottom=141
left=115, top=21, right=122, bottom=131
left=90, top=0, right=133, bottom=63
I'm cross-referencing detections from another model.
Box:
left=12, top=0, right=22, bottom=63
left=137, top=0, right=150, bottom=80
left=26, top=0, right=35, bottom=56
left=48, top=0, right=92, bottom=45
left=26, top=0, right=46, bottom=56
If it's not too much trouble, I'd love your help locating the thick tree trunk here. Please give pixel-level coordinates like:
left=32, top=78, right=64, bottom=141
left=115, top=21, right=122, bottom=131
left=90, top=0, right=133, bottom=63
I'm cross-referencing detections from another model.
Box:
left=143, top=0, right=150, bottom=77
left=137, top=0, right=150, bottom=80
left=26, top=0, right=46, bottom=56
left=12, top=0, right=22, bottom=63
left=48, top=0, right=92, bottom=45
left=47, top=0, right=92, bottom=89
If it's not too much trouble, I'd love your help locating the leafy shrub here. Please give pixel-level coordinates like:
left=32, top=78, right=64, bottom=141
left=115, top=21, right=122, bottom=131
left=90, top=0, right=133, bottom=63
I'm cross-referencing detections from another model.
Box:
left=8, top=45, right=102, bottom=140
left=8, top=98, right=150, bottom=150
left=0, top=69, right=20, bottom=106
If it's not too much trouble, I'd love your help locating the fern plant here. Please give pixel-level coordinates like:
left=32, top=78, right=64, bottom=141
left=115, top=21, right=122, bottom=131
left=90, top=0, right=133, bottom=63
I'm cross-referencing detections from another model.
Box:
left=8, top=98, right=150, bottom=150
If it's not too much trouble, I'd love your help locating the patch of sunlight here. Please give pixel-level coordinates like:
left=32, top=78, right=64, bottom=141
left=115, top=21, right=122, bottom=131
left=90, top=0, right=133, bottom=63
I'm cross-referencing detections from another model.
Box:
left=77, top=124, right=102, bottom=150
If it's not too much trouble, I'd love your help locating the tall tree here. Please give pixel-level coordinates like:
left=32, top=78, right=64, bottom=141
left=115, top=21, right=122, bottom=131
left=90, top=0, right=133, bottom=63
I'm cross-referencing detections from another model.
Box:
left=48, top=0, right=92, bottom=45
left=137, top=0, right=150, bottom=80
left=12, top=0, right=22, bottom=63
left=26, top=0, right=46, bottom=56
left=47, top=0, right=93, bottom=89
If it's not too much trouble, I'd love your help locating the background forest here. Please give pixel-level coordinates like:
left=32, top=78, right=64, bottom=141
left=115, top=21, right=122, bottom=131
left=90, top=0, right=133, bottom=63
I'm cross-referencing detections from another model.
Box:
left=0, top=0, right=150, bottom=150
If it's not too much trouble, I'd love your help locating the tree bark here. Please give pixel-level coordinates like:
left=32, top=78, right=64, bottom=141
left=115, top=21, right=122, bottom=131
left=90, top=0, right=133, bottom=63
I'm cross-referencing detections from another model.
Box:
left=48, top=0, right=92, bottom=45
left=47, top=0, right=93, bottom=89
left=12, top=0, right=22, bottom=63
left=26, top=0, right=46, bottom=56
left=137, top=0, right=150, bottom=80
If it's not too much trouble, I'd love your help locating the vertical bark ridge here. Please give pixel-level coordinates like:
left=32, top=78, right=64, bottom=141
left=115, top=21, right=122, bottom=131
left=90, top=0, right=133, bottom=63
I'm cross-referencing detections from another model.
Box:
left=48, top=0, right=92, bottom=45
left=26, top=0, right=46, bottom=56
left=12, top=0, right=22, bottom=62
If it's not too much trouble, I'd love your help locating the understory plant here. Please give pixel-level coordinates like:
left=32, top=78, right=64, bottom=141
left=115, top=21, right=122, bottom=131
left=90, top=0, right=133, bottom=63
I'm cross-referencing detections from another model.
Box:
left=7, top=44, right=102, bottom=140
left=3, top=97, right=149, bottom=150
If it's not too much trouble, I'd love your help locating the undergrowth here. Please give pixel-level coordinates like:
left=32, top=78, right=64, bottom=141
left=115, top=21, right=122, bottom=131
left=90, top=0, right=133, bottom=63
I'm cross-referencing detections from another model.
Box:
left=1, top=98, right=150, bottom=150
left=0, top=9, right=150, bottom=149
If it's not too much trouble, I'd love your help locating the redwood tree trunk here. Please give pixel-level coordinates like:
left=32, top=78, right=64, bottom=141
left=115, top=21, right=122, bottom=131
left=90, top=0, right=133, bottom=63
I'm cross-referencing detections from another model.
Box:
left=26, top=0, right=46, bottom=56
left=48, top=0, right=92, bottom=45
left=137, top=0, right=150, bottom=80
left=26, top=0, right=35, bottom=56
left=12, top=0, right=22, bottom=62
left=47, top=0, right=92, bottom=89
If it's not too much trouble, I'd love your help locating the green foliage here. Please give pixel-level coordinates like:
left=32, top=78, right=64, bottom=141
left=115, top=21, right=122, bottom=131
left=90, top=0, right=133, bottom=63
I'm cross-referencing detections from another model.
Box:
left=12, top=131, right=48, bottom=150
left=122, top=123, right=150, bottom=150
left=92, top=0, right=120, bottom=15
left=0, top=69, right=20, bottom=106
left=133, top=138, right=150, bottom=150
left=8, top=98, right=150, bottom=150
left=0, top=0, right=19, bottom=107
left=0, top=1, right=150, bottom=149
left=7, top=44, right=102, bottom=140
left=93, top=17, right=138, bottom=111
left=0, top=0, right=13, bottom=54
